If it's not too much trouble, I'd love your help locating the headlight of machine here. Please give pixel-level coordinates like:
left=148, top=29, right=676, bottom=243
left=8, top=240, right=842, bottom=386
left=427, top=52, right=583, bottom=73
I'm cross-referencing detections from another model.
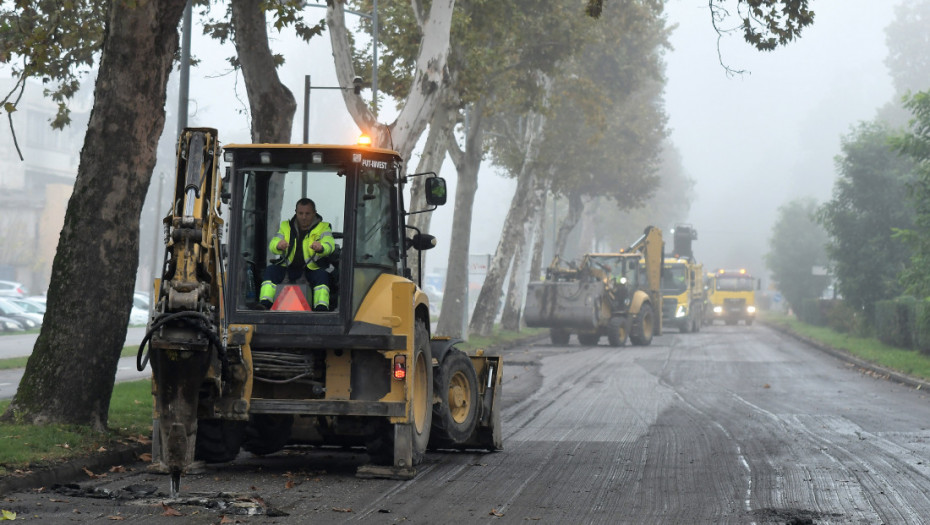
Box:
left=747, top=306, right=757, bottom=314
left=676, top=305, right=687, bottom=318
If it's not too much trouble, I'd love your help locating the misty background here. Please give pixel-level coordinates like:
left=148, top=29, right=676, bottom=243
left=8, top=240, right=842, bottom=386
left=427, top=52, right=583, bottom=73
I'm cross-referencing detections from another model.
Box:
left=0, top=1, right=903, bottom=300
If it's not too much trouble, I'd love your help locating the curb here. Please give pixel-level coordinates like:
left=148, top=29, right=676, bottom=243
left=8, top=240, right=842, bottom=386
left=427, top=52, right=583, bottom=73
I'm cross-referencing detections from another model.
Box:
left=761, top=320, right=930, bottom=391
left=0, top=443, right=149, bottom=497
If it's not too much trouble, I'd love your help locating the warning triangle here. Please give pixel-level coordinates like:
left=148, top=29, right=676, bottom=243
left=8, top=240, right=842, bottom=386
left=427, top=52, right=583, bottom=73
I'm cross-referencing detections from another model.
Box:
left=271, top=285, right=312, bottom=311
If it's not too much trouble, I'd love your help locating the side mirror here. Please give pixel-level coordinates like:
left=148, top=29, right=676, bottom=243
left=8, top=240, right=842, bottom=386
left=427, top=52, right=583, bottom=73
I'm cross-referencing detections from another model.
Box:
left=407, top=233, right=437, bottom=251
left=425, top=177, right=447, bottom=206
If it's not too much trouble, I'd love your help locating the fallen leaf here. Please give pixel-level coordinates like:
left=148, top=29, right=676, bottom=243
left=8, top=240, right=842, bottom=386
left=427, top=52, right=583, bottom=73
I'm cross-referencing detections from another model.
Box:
left=285, top=480, right=295, bottom=489
left=110, top=466, right=126, bottom=473
left=49, top=499, right=68, bottom=503
left=0, top=509, right=16, bottom=520
left=332, top=507, right=353, bottom=513
left=160, top=504, right=183, bottom=517
left=107, top=516, right=125, bottom=521
left=56, top=443, right=71, bottom=449
left=763, top=384, right=771, bottom=389
left=82, top=467, right=105, bottom=479
left=490, top=509, right=504, bottom=517
left=97, top=447, right=107, bottom=452
left=138, top=453, right=153, bottom=463
left=219, top=516, right=234, bottom=524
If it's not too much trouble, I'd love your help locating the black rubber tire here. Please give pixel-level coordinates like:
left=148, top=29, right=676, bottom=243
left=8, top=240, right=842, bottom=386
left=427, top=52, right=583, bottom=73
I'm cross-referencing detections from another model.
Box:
left=242, top=414, right=294, bottom=456
left=679, top=317, right=691, bottom=333
left=607, top=318, right=627, bottom=347
left=550, top=328, right=570, bottom=345
left=577, top=332, right=600, bottom=346
left=630, top=303, right=655, bottom=346
left=194, top=419, right=245, bottom=463
left=692, top=306, right=702, bottom=332
left=429, top=349, right=479, bottom=448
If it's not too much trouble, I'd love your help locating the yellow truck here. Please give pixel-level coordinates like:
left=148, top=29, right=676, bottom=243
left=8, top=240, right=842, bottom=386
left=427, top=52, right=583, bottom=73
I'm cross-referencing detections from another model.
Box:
left=660, top=225, right=704, bottom=332
left=708, top=268, right=758, bottom=325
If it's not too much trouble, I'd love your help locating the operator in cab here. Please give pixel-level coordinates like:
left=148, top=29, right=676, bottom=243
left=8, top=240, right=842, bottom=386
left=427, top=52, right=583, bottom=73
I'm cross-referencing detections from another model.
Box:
left=259, top=198, right=336, bottom=311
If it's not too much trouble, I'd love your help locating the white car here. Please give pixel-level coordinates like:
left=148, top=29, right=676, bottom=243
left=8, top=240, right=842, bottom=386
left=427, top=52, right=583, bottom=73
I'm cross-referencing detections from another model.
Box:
left=0, top=280, right=28, bottom=298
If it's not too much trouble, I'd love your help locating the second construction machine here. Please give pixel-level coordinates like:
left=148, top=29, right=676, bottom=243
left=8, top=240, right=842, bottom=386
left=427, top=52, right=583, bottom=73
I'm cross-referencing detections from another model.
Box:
left=140, top=128, right=502, bottom=496
left=523, top=226, right=663, bottom=346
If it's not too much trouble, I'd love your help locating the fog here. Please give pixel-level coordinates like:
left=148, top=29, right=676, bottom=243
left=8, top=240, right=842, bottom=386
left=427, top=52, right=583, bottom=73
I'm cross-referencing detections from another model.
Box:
left=2, top=1, right=903, bottom=298
left=663, top=0, right=896, bottom=284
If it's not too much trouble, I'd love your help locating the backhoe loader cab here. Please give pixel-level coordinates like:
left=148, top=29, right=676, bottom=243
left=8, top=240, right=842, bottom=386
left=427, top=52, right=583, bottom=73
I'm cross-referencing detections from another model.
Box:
left=146, top=130, right=500, bottom=496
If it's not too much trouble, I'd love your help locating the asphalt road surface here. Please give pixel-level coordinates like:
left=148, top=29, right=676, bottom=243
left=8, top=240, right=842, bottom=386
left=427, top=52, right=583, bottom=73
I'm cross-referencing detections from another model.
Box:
left=4, top=323, right=930, bottom=523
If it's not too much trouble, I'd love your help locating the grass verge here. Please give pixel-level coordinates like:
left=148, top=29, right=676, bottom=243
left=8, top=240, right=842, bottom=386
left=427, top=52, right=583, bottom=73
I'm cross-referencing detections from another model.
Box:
left=761, top=311, right=930, bottom=381
left=0, top=345, right=139, bottom=371
left=0, top=379, right=152, bottom=475
left=457, top=327, right=545, bottom=352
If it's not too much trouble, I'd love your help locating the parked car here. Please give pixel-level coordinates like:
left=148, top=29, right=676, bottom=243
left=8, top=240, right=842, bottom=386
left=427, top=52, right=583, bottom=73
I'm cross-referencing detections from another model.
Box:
left=8, top=297, right=45, bottom=316
left=0, top=298, right=42, bottom=329
left=0, top=315, right=24, bottom=332
left=0, top=280, right=28, bottom=298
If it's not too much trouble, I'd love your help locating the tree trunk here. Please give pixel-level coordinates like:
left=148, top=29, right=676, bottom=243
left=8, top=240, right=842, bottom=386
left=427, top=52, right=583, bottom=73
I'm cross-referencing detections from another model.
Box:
left=231, top=0, right=297, bottom=233
left=407, top=104, right=454, bottom=284
left=554, top=192, right=584, bottom=259
left=469, top=111, right=547, bottom=336
left=435, top=103, right=485, bottom=339
left=501, top=178, right=547, bottom=330
left=231, top=0, right=297, bottom=144
left=2, top=0, right=187, bottom=429
left=528, top=183, right=550, bottom=283
left=327, top=0, right=454, bottom=160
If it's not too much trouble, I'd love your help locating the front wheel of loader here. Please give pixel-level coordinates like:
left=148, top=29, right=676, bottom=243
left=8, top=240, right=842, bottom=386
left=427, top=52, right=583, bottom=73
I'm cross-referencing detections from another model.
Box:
left=429, top=349, right=479, bottom=448
left=242, top=414, right=294, bottom=456
left=630, top=303, right=655, bottom=346
left=577, top=332, right=600, bottom=346
left=607, top=317, right=627, bottom=347
left=550, top=328, right=570, bottom=345
left=194, top=419, right=245, bottom=463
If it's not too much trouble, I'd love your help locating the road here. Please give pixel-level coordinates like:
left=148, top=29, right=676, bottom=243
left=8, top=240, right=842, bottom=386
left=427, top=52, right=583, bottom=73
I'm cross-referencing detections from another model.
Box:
left=0, top=326, right=150, bottom=400
left=4, top=323, right=930, bottom=523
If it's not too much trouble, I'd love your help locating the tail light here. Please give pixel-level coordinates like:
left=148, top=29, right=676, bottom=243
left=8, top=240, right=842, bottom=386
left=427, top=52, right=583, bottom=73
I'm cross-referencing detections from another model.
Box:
left=393, top=355, right=406, bottom=380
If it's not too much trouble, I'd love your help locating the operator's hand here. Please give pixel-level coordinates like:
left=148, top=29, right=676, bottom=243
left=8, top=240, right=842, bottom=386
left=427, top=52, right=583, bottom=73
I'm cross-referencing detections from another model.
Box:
left=311, top=241, right=323, bottom=253
left=276, top=239, right=289, bottom=251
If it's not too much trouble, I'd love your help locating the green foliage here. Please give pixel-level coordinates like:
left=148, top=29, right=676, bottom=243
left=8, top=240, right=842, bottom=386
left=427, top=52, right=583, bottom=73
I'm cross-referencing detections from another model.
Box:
left=799, top=298, right=824, bottom=326
left=817, top=121, right=915, bottom=317
left=874, top=296, right=917, bottom=349
left=883, top=0, right=930, bottom=97
left=765, top=197, right=830, bottom=314
left=0, top=0, right=107, bottom=129
left=893, top=91, right=930, bottom=299
left=708, top=0, right=814, bottom=52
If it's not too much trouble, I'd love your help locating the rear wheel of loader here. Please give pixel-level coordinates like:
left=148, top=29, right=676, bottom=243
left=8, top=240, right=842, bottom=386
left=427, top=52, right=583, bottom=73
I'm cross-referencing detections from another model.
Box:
left=409, top=321, right=433, bottom=464
left=630, top=303, right=655, bottom=346
left=679, top=317, right=691, bottom=333
left=550, top=328, right=570, bottom=345
left=692, top=307, right=702, bottom=332
left=429, top=349, right=478, bottom=448
left=194, top=419, right=245, bottom=463
left=242, top=414, right=294, bottom=456
left=577, top=332, right=600, bottom=346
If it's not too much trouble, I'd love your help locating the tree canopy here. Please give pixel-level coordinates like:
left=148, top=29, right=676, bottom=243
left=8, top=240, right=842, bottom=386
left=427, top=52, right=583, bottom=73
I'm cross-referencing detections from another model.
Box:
left=765, top=197, right=829, bottom=314
left=817, top=121, right=915, bottom=317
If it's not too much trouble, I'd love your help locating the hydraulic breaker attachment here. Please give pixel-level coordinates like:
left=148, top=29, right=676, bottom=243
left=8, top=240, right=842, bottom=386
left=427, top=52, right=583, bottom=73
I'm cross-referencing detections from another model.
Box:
left=140, top=128, right=226, bottom=497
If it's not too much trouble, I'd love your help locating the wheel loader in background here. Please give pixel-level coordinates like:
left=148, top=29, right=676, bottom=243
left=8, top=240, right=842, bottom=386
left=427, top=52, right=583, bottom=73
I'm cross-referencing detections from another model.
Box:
left=139, top=128, right=502, bottom=496
left=660, top=224, right=705, bottom=333
left=523, top=226, right=663, bottom=346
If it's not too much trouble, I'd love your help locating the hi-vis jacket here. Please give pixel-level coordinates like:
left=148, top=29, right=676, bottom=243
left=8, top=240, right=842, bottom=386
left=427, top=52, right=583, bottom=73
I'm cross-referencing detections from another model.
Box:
left=269, top=215, right=335, bottom=271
